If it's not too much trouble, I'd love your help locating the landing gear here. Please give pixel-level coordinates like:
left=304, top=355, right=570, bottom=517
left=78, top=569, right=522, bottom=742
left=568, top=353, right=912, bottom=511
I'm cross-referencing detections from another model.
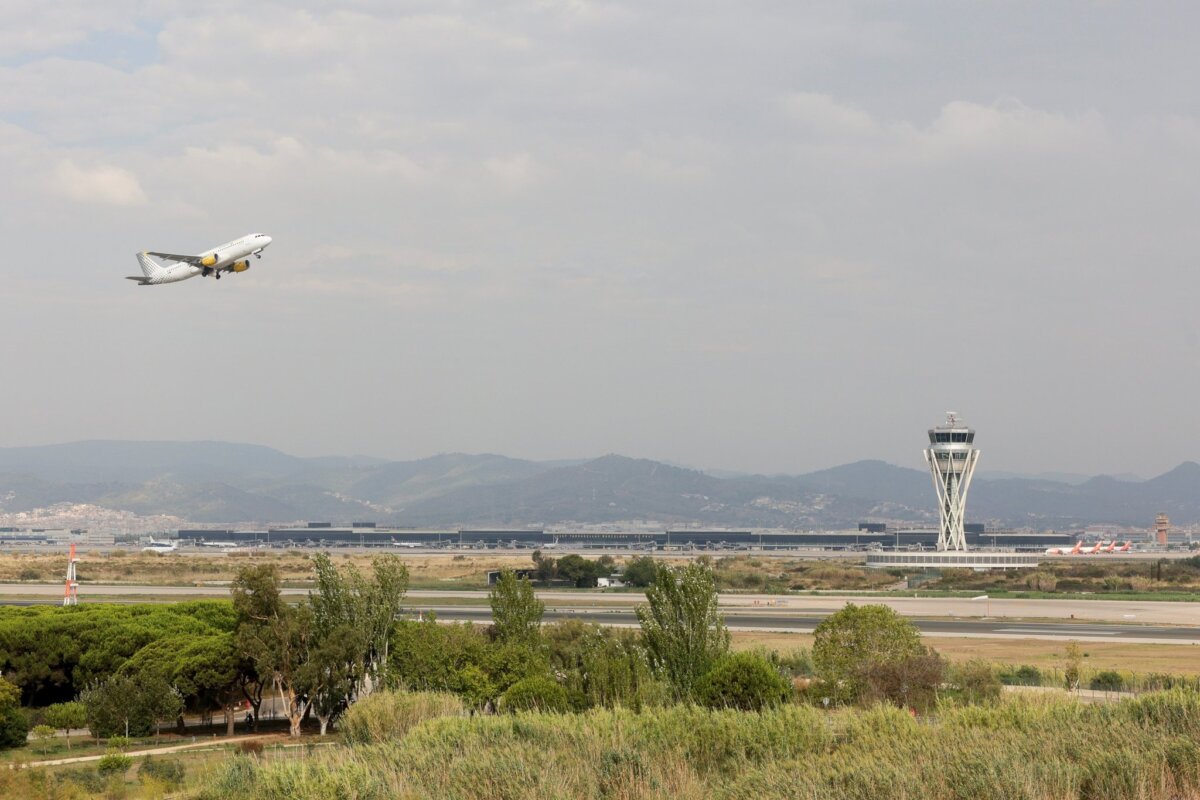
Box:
left=202, top=267, right=212, bottom=277
left=255, top=253, right=261, bottom=259
left=215, top=272, right=221, bottom=280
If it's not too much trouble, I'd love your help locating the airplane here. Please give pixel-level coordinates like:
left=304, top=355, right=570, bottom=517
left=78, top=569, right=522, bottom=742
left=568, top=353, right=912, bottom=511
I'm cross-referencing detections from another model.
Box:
left=1114, top=541, right=1133, bottom=553
left=390, top=539, right=423, bottom=549
left=141, top=537, right=177, bottom=554
left=1044, top=541, right=1084, bottom=555
left=1081, top=541, right=1107, bottom=555
left=199, top=540, right=240, bottom=549
left=1102, top=541, right=1117, bottom=554
left=126, top=233, right=272, bottom=285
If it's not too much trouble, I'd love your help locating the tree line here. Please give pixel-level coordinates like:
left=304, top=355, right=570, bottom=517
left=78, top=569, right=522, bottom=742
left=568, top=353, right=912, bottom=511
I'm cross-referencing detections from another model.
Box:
left=0, top=554, right=982, bottom=746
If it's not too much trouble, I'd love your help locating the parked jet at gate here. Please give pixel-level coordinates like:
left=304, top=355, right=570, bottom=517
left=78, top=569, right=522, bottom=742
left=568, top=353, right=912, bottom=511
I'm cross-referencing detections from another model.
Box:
left=1044, top=541, right=1084, bottom=555
left=126, top=233, right=272, bottom=285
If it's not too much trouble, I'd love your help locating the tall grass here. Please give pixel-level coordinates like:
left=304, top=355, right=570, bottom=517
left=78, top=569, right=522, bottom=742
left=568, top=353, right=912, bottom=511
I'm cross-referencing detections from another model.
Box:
left=193, top=690, right=1200, bottom=800
left=339, top=690, right=465, bottom=745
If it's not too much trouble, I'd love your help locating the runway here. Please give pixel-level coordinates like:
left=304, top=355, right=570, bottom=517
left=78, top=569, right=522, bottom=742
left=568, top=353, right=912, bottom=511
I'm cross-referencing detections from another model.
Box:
left=421, top=606, right=1200, bottom=644
left=0, top=583, right=1196, bottom=642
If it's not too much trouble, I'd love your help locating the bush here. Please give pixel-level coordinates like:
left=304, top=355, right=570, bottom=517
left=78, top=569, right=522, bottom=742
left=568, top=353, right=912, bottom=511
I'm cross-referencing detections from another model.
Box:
left=695, top=652, right=793, bottom=711
left=859, top=653, right=945, bottom=711
left=500, top=676, right=571, bottom=713
left=812, top=604, right=924, bottom=704
left=953, top=660, right=1003, bottom=705
left=239, top=739, right=265, bottom=756
left=1012, top=665, right=1042, bottom=686
left=0, top=706, right=28, bottom=749
left=97, top=751, right=134, bottom=775
left=139, top=756, right=185, bottom=787
left=340, top=691, right=465, bottom=745
left=1090, top=671, right=1125, bottom=692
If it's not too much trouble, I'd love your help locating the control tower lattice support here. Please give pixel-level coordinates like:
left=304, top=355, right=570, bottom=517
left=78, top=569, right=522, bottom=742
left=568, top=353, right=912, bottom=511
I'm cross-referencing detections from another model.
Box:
left=923, top=412, right=980, bottom=552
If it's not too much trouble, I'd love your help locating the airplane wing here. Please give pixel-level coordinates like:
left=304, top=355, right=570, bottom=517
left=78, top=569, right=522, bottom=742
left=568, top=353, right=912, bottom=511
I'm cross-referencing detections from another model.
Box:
left=145, top=251, right=205, bottom=266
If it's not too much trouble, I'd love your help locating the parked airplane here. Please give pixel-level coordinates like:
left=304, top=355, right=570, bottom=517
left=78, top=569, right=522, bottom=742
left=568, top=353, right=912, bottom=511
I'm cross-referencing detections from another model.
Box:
left=126, top=233, right=272, bottom=285
left=1114, top=541, right=1133, bottom=553
left=199, top=540, right=240, bottom=549
left=1044, top=541, right=1084, bottom=555
left=1082, top=541, right=1107, bottom=554
left=391, top=540, right=423, bottom=549
left=141, top=537, right=177, bottom=554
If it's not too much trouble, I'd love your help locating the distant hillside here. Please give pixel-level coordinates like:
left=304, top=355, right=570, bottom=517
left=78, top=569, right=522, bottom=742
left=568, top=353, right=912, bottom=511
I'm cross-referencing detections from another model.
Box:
left=0, top=440, right=1195, bottom=528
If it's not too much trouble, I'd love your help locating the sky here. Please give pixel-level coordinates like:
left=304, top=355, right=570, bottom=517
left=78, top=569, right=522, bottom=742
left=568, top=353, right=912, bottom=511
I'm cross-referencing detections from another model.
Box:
left=1, top=1, right=1198, bottom=478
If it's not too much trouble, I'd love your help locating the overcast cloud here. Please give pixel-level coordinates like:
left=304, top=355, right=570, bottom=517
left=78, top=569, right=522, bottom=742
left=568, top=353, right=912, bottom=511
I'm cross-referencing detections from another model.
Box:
left=1, top=1, right=1197, bottom=477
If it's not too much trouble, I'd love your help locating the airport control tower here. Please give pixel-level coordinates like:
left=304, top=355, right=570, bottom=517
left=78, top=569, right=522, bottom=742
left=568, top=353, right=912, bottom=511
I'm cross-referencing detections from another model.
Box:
left=924, top=412, right=980, bottom=551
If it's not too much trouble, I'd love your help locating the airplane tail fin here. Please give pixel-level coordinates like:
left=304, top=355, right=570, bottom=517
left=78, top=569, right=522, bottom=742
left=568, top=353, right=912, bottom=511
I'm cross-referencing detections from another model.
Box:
left=135, top=252, right=165, bottom=281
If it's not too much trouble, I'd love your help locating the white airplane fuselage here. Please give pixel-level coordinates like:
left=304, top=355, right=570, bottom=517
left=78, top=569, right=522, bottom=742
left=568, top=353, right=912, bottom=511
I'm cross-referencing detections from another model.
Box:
left=131, top=233, right=272, bottom=285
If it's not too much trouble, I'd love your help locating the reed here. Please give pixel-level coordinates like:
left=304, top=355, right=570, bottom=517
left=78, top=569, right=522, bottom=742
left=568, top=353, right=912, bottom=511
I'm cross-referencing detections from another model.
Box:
left=191, top=689, right=1200, bottom=800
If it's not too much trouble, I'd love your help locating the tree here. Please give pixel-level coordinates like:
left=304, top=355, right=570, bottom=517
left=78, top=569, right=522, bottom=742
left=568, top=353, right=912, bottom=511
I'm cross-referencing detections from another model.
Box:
left=233, top=564, right=315, bottom=737
left=123, top=634, right=244, bottom=736
left=622, top=556, right=659, bottom=588
left=555, top=554, right=602, bottom=588
left=489, top=570, right=544, bottom=644
left=1064, top=641, right=1083, bottom=691
left=142, top=675, right=184, bottom=743
left=0, top=677, right=26, bottom=750
left=636, top=562, right=729, bottom=701
left=811, top=604, right=925, bottom=704
left=306, top=554, right=409, bottom=735
left=81, top=674, right=145, bottom=738
left=694, top=651, right=792, bottom=711
left=46, top=701, right=87, bottom=750
left=31, top=724, right=56, bottom=755
left=0, top=707, right=26, bottom=750
left=80, top=673, right=181, bottom=741
left=530, top=551, right=557, bottom=583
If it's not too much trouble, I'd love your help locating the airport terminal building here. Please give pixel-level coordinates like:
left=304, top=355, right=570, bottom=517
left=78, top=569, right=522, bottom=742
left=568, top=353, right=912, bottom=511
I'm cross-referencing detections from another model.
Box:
left=176, top=522, right=1072, bottom=552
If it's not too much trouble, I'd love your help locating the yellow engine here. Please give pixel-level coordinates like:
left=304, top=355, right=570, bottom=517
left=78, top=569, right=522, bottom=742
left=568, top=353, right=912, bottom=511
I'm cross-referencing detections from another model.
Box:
left=200, top=254, right=218, bottom=267
left=231, top=260, right=250, bottom=273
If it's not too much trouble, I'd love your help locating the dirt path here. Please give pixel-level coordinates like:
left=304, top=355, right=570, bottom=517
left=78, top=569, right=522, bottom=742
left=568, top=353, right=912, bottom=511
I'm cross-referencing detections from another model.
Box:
left=13, top=734, right=275, bottom=769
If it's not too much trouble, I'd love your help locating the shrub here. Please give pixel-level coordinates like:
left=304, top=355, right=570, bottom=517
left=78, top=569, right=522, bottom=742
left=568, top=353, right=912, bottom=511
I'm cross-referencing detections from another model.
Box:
left=0, top=706, right=28, bottom=749
left=340, top=691, right=465, bottom=745
left=1090, top=671, right=1125, bottom=692
left=97, top=751, right=133, bottom=775
left=1013, top=665, right=1042, bottom=686
left=954, top=660, right=1003, bottom=705
left=500, top=676, right=570, bottom=713
left=239, top=739, right=265, bottom=756
left=139, top=756, right=185, bottom=787
left=812, top=604, right=924, bottom=703
left=695, top=652, right=793, bottom=711
left=859, top=653, right=946, bottom=711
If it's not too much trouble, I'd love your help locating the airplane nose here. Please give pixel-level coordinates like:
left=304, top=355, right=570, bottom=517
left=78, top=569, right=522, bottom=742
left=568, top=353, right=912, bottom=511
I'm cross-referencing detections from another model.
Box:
left=263, top=236, right=272, bottom=246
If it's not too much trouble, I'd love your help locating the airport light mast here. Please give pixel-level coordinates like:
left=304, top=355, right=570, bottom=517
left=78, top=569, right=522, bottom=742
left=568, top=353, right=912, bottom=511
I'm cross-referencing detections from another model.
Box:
left=62, top=543, right=78, bottom=606
left=924, top=412, right=980, bottom=551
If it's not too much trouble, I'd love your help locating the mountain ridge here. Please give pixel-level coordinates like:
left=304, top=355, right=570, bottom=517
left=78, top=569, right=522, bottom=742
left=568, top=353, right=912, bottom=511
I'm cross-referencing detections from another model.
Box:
left=0, top=441, right=1195, bottom=528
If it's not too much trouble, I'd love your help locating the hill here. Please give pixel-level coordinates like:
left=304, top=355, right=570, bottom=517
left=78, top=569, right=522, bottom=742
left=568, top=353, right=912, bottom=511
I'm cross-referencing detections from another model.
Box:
left=0, top=441, right=1196, bottom=528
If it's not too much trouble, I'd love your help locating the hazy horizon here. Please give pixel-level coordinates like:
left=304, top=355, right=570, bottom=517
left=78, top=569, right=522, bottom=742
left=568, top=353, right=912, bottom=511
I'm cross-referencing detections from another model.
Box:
left=3, top=3, right=1198, bottom=477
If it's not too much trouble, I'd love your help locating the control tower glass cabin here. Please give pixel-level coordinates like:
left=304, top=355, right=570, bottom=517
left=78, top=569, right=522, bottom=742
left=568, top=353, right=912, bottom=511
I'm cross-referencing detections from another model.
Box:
left=923, top=412, right=980, bottom=551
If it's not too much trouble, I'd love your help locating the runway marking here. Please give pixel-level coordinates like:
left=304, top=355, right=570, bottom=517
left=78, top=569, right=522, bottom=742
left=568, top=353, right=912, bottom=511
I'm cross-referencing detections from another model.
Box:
left=996, top=628, right=1119, bottom=636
